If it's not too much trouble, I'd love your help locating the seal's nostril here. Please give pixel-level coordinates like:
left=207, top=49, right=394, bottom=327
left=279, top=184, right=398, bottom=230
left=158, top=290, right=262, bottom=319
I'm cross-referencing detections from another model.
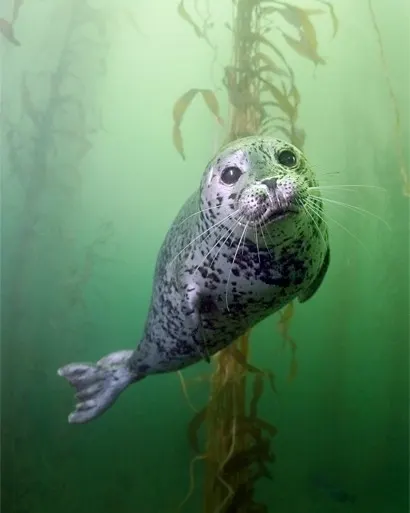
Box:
left=261, top=177, right=277, bottom=191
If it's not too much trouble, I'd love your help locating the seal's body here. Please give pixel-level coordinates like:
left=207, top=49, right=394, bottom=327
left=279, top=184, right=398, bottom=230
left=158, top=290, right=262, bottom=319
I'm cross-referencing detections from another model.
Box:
left=58, top=136, right=330, bottom=424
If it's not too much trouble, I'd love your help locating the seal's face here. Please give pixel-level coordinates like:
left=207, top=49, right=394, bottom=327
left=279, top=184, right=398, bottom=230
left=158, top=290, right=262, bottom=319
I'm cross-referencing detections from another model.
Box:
left=201, top=136, right=320, bottom=240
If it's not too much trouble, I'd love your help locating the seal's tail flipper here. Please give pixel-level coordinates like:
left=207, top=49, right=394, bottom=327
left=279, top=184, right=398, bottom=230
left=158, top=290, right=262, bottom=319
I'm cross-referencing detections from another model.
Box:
left=57, top=350, right=136, bottom=424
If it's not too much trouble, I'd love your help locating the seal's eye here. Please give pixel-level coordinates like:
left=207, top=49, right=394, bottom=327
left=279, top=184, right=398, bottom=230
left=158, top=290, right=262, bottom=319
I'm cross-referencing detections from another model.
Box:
left=278, top=149, right=297, bottom=168
left=220, top=166, right=242, bottom=185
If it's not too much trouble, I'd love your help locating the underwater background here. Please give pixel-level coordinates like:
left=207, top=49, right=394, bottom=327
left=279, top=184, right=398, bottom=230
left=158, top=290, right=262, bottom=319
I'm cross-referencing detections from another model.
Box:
left=1, top=0, right=409, bottom=512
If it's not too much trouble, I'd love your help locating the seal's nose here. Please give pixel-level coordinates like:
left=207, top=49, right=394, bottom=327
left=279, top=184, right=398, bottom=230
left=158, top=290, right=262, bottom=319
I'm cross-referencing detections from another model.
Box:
left=261, top=177, right=277, bottom=191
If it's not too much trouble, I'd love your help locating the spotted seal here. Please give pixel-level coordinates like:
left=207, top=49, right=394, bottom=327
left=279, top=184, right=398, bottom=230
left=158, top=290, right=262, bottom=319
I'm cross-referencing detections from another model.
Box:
left=58, top=135, right=330, bottom=424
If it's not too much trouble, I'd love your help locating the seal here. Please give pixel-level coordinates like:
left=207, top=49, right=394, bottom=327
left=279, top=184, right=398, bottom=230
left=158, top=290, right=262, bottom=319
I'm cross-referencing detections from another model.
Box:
left=57, top=135, right=330, bottom=424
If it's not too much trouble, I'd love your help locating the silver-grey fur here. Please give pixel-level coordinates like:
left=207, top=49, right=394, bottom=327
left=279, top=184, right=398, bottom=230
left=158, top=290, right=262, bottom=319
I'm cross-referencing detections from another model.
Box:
left=58, top=136, right=329, bottom=424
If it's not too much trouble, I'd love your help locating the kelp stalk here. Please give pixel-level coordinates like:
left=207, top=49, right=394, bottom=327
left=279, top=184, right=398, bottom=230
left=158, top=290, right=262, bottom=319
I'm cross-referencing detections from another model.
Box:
left=173, top=1, right=339, bottom=511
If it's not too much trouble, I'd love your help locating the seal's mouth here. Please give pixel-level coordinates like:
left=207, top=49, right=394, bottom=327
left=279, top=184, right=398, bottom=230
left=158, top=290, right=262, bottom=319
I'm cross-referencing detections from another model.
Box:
left=252, top=205, right=299, bottom=225
left=239, top=203, right=300, bottom=227
left=265, top=203, right=300, bottom=221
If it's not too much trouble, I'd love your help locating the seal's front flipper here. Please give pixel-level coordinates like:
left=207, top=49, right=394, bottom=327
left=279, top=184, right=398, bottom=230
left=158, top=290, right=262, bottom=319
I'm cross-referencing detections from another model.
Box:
left=189, top=312, right=211, bottom=363
left=196, top=320, right=211, bottom=363
left=57, top=350, right=138, bottom=424
left=187, top=292, right=217, bottom=364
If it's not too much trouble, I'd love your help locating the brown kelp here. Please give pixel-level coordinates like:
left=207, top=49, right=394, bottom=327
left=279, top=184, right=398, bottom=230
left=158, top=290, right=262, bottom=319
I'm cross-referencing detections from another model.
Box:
left=367, top=0, right=410, bottom=197
left=0, top=0, right=24, bottom=46
left=173, top=88, right=224, bottom=160
left=171, top=1, right=339, bottom=512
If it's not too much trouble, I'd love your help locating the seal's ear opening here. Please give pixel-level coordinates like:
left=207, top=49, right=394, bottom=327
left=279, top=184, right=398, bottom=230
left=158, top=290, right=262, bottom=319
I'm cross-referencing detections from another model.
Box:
left=298, top=246, right=330, bottom=303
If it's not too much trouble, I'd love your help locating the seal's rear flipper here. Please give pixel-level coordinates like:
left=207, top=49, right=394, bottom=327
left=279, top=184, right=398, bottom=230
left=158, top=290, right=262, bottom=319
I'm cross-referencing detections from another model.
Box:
left=57, top=350, right=137, bottom=424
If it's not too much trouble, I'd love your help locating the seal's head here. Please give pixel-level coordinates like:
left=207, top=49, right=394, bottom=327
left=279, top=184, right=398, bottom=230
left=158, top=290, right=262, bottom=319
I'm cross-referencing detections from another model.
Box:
left=201, top=135, right=322, bottom=240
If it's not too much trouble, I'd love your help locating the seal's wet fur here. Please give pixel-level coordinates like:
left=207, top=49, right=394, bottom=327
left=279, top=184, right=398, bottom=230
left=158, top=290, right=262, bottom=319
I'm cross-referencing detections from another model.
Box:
left=58, top=136, right=330, bottom=424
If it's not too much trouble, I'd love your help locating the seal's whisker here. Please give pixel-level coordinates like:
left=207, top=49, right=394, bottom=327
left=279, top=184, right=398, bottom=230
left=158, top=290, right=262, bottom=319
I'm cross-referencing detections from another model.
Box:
left=169, top=210, right=240, bottom=267
left=306, top=198, right=370, bottom=255
left=316, top=173, right=342, bottom=180
left=309, top=164, right=341, bottom=178
left=259, top=222, right=274, bottom=258
left=310, top=195, right=391, bottom=230
left=240, top=223, right=248, bottom=256
left=261, top=220, right=278, bottom=250
left=298, top=199, right=328, bottom=251
left=309, top=168, right=338, bottom=177
left=308, top=187, right=361, bottom=195
left=309, top=184, right=386, bottom=192
left=304, top=198, right=330, bottom=228
left=305, top=198, right=331, bottom=228
left=176, top=205, right=222, bottom=227
left=194, top=215, right=243, bottom=277
left=254, top=226, right=261, bottom=265
left=262, top=224, right=275, bottom=247
left=225, top=222, right=249, bottom=312
left=209, top=216, right=245, bottom=270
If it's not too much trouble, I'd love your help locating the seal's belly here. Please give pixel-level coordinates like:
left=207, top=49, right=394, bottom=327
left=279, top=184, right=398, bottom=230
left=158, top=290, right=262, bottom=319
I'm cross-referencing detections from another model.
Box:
left=136, top=274, right=299, bottom=374
left=135, top=215, right=323, bottom=375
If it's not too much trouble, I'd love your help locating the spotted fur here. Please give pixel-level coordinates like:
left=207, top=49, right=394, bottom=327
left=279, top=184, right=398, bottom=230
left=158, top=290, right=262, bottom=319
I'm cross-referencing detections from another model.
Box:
left=129, top=136, right=329, bottom=375
left=57, top=136, right=330, bottom=424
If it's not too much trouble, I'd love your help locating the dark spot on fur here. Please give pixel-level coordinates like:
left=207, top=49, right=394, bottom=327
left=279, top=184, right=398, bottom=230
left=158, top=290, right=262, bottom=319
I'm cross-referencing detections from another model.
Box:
left=198, top=267, right=208, bottom=279
left=208, top=272, right=220, bottom=283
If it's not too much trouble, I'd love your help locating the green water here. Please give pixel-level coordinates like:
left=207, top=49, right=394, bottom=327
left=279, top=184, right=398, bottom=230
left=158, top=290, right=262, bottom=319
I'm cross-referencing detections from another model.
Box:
left=1, top=1, right=409, bottom=512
